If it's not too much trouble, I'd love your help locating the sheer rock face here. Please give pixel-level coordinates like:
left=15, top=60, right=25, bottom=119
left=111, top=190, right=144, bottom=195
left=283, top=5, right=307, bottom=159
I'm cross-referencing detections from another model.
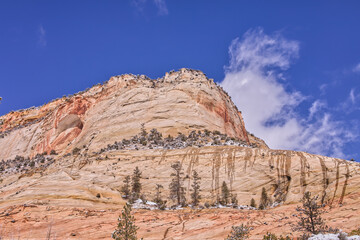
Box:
left=0, top=146, right=359, bottom=239
left=1, top=146, right=358, bottom=208
left=0, top=69, right=250, bottom=160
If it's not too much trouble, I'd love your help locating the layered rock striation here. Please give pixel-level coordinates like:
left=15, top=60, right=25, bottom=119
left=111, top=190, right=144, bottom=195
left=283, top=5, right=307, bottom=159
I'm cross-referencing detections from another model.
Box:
left=0, top=146, right=360, bottom=238
left=1, top=69, right=360, bottom=239
left=0, top=69, right=250, bottom=160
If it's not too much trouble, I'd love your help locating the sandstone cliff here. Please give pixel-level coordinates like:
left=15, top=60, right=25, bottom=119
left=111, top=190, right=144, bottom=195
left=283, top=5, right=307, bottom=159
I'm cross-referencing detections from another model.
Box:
left=0, top=146, right=360, bottom=239
left=0, top=69, right=359, bottom=239
left=0, top=68, right=250, bottom=160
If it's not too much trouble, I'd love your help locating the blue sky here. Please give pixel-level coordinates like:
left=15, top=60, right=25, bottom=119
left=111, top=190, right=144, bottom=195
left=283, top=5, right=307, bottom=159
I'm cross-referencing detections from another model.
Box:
left=0, top=1, right=360, bottom=159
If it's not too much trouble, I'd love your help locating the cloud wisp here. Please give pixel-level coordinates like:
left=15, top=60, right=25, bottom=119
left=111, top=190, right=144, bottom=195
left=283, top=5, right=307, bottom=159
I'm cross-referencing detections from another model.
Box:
left=131, top=0, right=168, bottom=15
left=38, top=25, right=47, bottom=47
left=353, top=63, right=360, bottom=73
left=154, top=0, right=168, bottom=15
left=221, top=28, right=356, bottom=158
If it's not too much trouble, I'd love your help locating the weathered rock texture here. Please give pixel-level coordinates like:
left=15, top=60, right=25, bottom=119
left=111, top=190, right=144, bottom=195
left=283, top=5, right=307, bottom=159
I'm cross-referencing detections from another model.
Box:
left=0, top=69, right=250, bottom=160
left=0, top=69, right=360, bottom=239
left=0, top=146, right=360, bottom=239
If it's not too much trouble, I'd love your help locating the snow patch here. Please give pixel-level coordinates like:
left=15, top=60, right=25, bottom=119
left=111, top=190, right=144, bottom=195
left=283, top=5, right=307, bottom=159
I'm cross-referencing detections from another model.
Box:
left=309, top=232, right=360, bottom=240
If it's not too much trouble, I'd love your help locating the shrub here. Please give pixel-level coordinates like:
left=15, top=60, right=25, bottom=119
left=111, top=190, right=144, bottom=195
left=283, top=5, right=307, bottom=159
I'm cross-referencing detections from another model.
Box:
left=213, top=130, right=221, bottom=135
left=204, top=129, right=210, bottom=136
left=72, top=147, right=80, bottom=155
left=140, top=139, right=147, bottom=146
left=140, top=194, right=147, bottom=204
left=225, top=224, right=250, bottom=240
left=349, top=228, right=360, bottom=236
left=262, top=233, right=292, bottom=240
left=250, top=198, right=256, bottom=208
left=140, top=123, right=147, bottom=137
left=231, top=194, right=238, bottom=208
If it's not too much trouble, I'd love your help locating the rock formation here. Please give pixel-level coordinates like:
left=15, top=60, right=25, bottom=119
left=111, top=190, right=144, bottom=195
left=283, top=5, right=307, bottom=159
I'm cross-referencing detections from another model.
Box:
left=0, top=69, right=359, bottom=239
left=0, top=68, right=250, bottom=160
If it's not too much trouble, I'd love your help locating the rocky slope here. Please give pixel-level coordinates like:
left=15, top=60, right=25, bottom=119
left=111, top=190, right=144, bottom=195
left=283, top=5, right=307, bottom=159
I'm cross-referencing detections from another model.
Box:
left=0, top=68, right=250, bottom=160
left=0, top=69, right=359, bottom=239
left=0, top=146, right=360, bottom=239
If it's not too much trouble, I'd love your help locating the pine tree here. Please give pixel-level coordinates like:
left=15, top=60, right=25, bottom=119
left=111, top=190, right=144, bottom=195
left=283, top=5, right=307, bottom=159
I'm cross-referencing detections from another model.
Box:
left=293, top=191, right=328, bottom=235
left=131, top=167, right=142, bottom=201
left=250, top=198, right=256, bottom=208
left=169, top=161, right=186, bottom=206
left=121, top=175, right=131, bottom=199
left=112, top=203, right=139, bottom=240
left=231, top=194, right=238, bottom=207
left=259, top=187, right=269, bottom=210
left=153, top=184, right=166, bottom=209
left=190, top=170, right=201, bottom=206
left=221, top=181, right=230, bottom=205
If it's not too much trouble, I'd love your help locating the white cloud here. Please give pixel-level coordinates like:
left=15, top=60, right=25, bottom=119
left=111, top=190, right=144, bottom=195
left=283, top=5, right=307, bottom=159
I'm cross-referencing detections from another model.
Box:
left=221, top=28, right=356, bottom=158
left=353, top=63, right=360, bottom=73
left=319, top=84, right=328, bottom=95
left=154, top=0, right=168, bottom=15
left=350, top=88, right=356, bottom=104
left=38, top=25, right=46, bottom=47
left=338, top=88, right=360, bottom=113
left=309, top=100, right=326, bottom=120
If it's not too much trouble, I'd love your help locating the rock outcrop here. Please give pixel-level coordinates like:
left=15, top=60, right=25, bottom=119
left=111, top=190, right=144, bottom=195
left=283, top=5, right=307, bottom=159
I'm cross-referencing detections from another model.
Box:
left=0, top=69, right=359, bottom=239
left=0, top=146, right=360, bottom=239
left=0, top=68, right=250, bottom=160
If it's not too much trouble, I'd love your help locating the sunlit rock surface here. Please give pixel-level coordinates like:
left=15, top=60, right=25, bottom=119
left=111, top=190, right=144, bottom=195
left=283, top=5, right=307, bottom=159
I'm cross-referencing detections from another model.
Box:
left=0, top=69, right=359, bottom=239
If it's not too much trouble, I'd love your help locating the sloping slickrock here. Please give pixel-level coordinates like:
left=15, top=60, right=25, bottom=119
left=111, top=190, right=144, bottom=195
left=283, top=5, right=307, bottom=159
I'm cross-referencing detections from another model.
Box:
left=0, top=146, right=359, bottom=238
left=0, top=69, right=250, bottom=160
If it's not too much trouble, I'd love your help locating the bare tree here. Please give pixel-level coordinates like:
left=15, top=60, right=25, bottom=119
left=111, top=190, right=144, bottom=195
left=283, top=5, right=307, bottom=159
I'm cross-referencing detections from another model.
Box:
left=153, top=184, right=166, bottom=210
